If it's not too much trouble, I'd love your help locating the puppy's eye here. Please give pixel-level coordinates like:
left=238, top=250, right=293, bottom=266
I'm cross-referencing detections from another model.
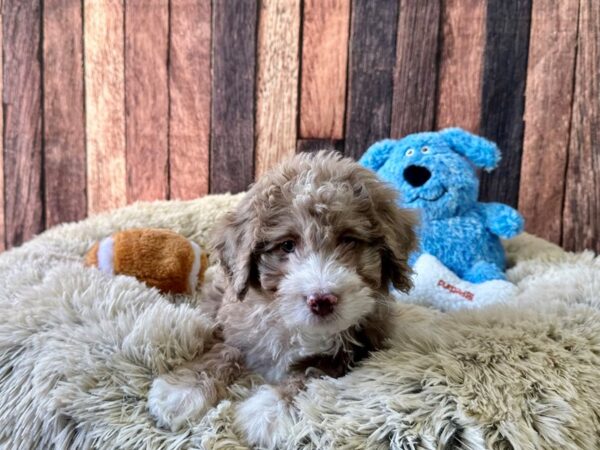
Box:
left=340, top=236, right=359, bottom=247
left=280, top=240, right=296, bottom=253
left=405, top=148, right=415, bottom=157
left=421, top=146, right=430, bottom=153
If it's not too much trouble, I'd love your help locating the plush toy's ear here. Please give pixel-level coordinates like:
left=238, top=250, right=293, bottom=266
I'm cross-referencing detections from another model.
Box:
left=359, top=139, right=396, bottom=171
left=440, top=127, right=501, bottom=171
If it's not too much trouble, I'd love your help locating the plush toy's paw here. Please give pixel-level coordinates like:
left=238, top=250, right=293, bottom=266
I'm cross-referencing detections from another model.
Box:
left=148, top=376, right=215, bottom=431
left=481, top=203, right=525, bottom=239
left=492, top=212, right=524, bottom=239
left=395, top=254, right=517, bottom=311
left=463, top=260, right=506, bottom=283
left=234, top=385, right=296, bottom=449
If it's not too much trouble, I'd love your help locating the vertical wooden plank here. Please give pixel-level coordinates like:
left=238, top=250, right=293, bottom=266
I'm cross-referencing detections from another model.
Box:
left=255, top=0, right=301, bottom=177
left=210, top=0, right=257, bottom=193
left=0, top=11, right=4, bottom=251
left=478, top=0, right=532, bottom=207
left=344, top=0, right=399, bottom=160
left=125, top=0, right=169, bottom=202
left=3, top=0, right=43, bottom=248
left=43, top=0, right=86, bottom=227
left=297, top=139, right=344, bottom=154
left=436, top=0, right=487, bottom=132
left=519, top=0, right=579, bottom=245
left=299, top=0, right=350, bottom=140
left=84, top=0, right=126, bottom=214
left=169, top=0, right=211, bottom=200
left=562, top=0, right=599, bottom=253
left=391, top=0, right=442, bottom=138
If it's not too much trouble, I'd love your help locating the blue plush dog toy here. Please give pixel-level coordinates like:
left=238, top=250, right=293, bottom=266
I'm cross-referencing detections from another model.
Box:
left=360, top=127, right=524, bottom=283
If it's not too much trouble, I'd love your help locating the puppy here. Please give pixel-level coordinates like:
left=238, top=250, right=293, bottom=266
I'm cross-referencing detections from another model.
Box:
left=148, top=151, right=417, bottom=445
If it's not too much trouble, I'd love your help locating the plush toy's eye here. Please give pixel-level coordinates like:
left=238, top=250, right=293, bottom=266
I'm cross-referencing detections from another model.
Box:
left=421, top=146, right=430, bottom=153
left=280, top=240, right=296, bottom=253
left=405, top=148, right=415, bottom=157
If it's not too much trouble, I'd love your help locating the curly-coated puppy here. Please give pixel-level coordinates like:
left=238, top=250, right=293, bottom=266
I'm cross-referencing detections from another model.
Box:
left=148, top=151, right=417, bottom=446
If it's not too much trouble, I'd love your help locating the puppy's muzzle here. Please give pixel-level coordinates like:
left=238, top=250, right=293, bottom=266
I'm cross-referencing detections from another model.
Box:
left=307, top=293, right=338, bottom=317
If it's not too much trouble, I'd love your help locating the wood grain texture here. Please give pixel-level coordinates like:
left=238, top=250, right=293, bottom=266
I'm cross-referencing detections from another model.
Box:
left=255, top=0, right=301, bottom=177
left=210, top=0, right=257, bottom=193
left=562, top=0, right=600, bottom=253
left=0, top=14, right=4, bottom=250
left=296, top=139, right=344, bottom=154
left=43, top=0, right=86, bottom=227
left=84, top=0, right=126, bottom=214
left=436, top=0, right=486, bottom=132
left=0, top=0, right=596, bottom=254
left=125, top=0, right=169, bottom=202
left=2, top=0, right=43, bottom=248
left=519, top=0, right=579, bottom=245
left=345, top=0, right=399, bottom=159
left=299, top=0, right=350, bottom=139
left=478, top=0, right=532, bottom=207
left=391, top=0, right=442, bottom=137
left=169, top=0, right=211, bottom=199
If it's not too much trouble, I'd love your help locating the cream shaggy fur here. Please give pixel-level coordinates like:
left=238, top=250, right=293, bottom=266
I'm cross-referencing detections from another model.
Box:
left=0, top=194, right=599, bottom=449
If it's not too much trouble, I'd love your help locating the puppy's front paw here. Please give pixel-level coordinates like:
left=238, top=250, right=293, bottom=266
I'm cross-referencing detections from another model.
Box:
left=148, top=377, right=215, bottom=431
left=234, top=385, right=296, bottom=449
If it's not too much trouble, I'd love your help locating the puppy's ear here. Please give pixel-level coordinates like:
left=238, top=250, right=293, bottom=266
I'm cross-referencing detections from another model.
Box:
left=211, top=205, right=258, bottom=301
left=440, top=127, right=500, bottom=171
left=372, top=186, right=418, bottom=293
left=359, top=139, right=396, bottom=172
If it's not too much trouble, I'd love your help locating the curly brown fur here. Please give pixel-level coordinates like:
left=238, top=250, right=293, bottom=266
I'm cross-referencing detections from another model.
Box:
left=148, top=151, right=417, bottom=440
left=212, top=151, right=417, bottom=383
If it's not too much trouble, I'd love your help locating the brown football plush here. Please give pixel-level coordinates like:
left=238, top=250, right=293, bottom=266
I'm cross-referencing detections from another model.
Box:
left=85, top=228, right=208, bottom=295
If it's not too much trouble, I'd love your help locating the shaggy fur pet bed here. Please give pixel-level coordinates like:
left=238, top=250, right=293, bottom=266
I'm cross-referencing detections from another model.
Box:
left=1, top=194, right=599, bottom=449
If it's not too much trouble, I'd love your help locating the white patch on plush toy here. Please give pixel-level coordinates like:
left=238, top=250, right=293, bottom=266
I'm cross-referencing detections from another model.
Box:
left=188, top=241, right=202, bottom=293
left=97, top=236, right=115, bottom=275
left=396, top=253, right=518, bottom=311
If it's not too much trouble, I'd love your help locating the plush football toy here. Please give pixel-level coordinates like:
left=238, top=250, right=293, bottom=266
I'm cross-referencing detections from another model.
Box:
left=360, top=127, right=524, bottom=284
left=85, top=228, right=209, bottom=295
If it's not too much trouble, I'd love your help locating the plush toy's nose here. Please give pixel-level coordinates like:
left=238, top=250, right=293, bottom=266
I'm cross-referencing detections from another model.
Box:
left=404, top=165, right=431, bottom=187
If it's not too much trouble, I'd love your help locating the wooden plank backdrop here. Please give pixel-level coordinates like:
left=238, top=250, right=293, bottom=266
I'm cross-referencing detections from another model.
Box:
left=479, top=0, right=532, bottom=208
left=300, top=0, right=349, bottom=140
left=43, top=0, right=86, bottom=228
left=0, top=0, right=597, bottom=253
left=84, top=0, right=127, bottom=215
left=169, top=0, right=211, bottom=199
left=0, top=8, right=4, bottom=252
left=255, top=0, right=301, bottom=177
left=390, top=0, right=441, bottom=138
left=125, top=0, right=170, bottom=203
left=210, top=0, right=256, bottom=194
left=3, top=0, right=44, bottom=248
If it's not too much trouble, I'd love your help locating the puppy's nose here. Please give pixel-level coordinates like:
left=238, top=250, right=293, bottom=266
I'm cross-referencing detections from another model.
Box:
left=403, top=165, right=431, bottom=187
left=307, top=293, right=338, bottom=317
